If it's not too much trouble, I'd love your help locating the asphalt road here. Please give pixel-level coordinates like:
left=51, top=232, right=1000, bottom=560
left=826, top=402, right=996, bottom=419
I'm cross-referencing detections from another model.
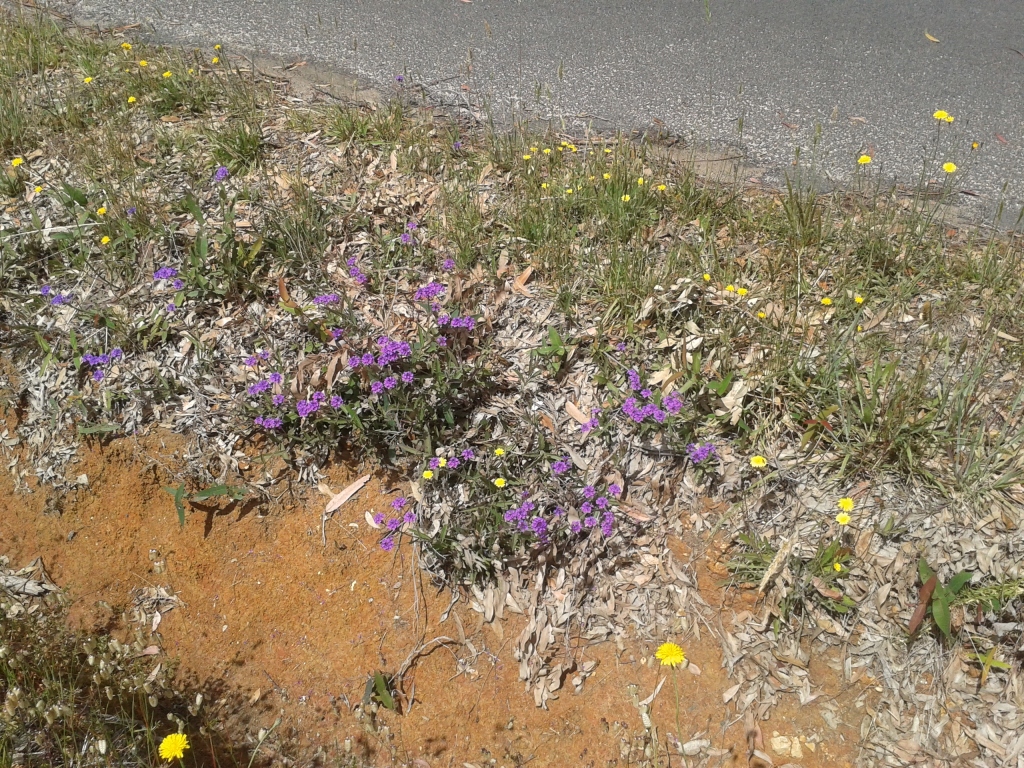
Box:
left=69, top=0, right=1024, bottom=225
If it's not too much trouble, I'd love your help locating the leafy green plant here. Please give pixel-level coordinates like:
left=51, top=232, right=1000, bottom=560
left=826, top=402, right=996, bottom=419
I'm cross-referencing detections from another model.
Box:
left=908, top=559, right=972, bottom=640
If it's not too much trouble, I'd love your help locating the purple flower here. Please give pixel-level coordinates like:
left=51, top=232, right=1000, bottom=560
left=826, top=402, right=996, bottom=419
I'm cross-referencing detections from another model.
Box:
left=640, top=388, right=652, bottom=399
left=253, top=416, right=265, bottom=427
left=406, top=221, right=418, bottom=230
left=110, top=348, right=123, bottom=360
left=261, top=417, right=283, bottom=429
left=437, top=336, right=447, bottom=347
left=596, top=496, right=609, bottom=509
left=269, top=372, right=283, bottom=385
left=400, top=232, right=414, bottom=245
left=330, top=395, right=344, bottom=408
left=247, top=379, right=271, bottom=396
left=296, top=399, right=320, bottom=418
left=442, top=258, right=456, bottom=271
left=380, top=536, right=395, bottom=552
left=272, top=394, right=286, bottom=406
left=429, top=457, right=440, bottom=469
left=126, top=206, right=137, bottom=216
left=259, top=350, right=271, bottom=360
left=583, top=515, right=596, bottom=527
left=583, top=485, right=596, bottom=499
left=687, top=443, right=717, bottom=464
left=347, top=257, right=358, bottom=267
left=214, top=165, right=230, bottom=182
left=581, top=417, right=600, bottom=434
left=245, top=356, right=259, bottom=367
left=330, top=328, right=344, bottom=340
left=437, top=314, right=450, bottom=327
left=608, top=483, right=622, bottom=496
left=313, top=391, right=326, bottom=403
left=386, top=517, right=402, bottom=531
left=312, top=293, right=340, bottom=305
left=581, top=501, right=594, bottom=515
left=453, top=141, right=462, bottom=150
left=361, top=353, right=375, bottom=366
left=530, top=517, right=548, bottom=537
left=383, top=376, right=397, bottom=389
left=50, top=293, right=72, bottom=306
left=554, top=506, right=566, bottom=517
left=92, top=369, right=104, bottom=382
left=348, top=357, right=360, bottom=369
left=166, top=303, right=176, bottom=313
left=414, top=282, right=445, bottom=301
left=153, top=266, right=178, bottom=280
left=663, top=392, right=684, bottom=414
left=40, top=285, right=51, bottom=296
left=627, top=369, right=642, bottom=391
left=447, top=457, right=460, bottom=470
left=461, top=448, right=475, bottom=460
left=401, top=371, right=414, bottom=384
left=403, top=511, right=416, bottom=525
left=373, top=512, right=386, bottom=525
left=172, top=279, right=184, bottom=290
left=600, top=511, right=615, bottom=537
left=551, top=457, right=571, bottom=475
left=570, top=520, right=583, bottom=533
left=394, top=74, right=404, bottom=82
left=391, top=497, right=407, bottom=510
left=371, top=381, right=384, bottom=395
left=616, top=342, right=627, bottom=352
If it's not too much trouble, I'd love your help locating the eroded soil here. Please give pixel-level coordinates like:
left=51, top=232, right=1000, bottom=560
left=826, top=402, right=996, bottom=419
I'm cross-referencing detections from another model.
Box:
left=1, top=433, right=864, bottom=767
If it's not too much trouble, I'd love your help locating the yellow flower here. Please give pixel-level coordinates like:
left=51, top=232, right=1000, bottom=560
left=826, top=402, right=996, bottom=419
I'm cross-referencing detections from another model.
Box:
left=971, top=141, right=979, bottom=150
left=565, top=188, right=573, bottom=195
left=214, top=44, right=222, bottom=50
left=657, top=184, right=666, bottom=191
left=835, top=512, right=851, bottom=526
left=858, top=154, right=872, bottom=165
left=750, top=455, right=767, bottom=469
left=702, top=273, right=711, bottom=281
left=139, top=60, right=148, bottom=67
left=757, top=310, right=766, bottom=319
left=557, top=146, right=564, bottom=152
left=620, top=194, right=630, bottom=202
left=854, top=294, right=864, bottom=304
left=529, top=146, right=538, bottom=152
left=933, top=110, right=949, bottom=121
left=857, top=324, right=863, bottom=332
left=162, top=70, right=173, bottom=78
left=100, top=236, right=111, bottom=245
left=437, top=457, right=447, bottom=468
left=212, top=57, right=220, bottom=64
left=542, top=148, right=551, bottom=154
left=833, top=562, right=842, bottom=572
left=637, top=177, right=644, bottom=185
left=655, top=642, right=686, bottom=668
left=121, top=42, right=132, bottom=50
left=34, top=185, right=42, bottom=193
left=725, top=284, right=735, bottom=292
left=603, top=147, right=612, bottom=153
left=127, top=95, right=136, bottom=103
left=11, top=157, right=23, bottom=167
left=737, top=287, right=748, bottom=296
left=83, top=76, right=93, bottom=84
left=522, top=154, right=532, bottom=160
left=97, top=207, right=106, bottom=216
left=838, top=497, right=854, bottom=512
left=158, top=733, right=189, bottom=761
left=493, top=477, right=507, bottom=488
left=821, top=297, right=832, bottom=306
left=540, top=182, right=548, bottom=189
left=494, top=447, right=505, bottom=456
left=942, top=162, right=957, bottom=173
left=943, top=115, right=954, bottom=123
left=568, top=144, right=577, bottom=152
left=602, top=172, right=610, bottom=180
left=422, top=470, right=434, bottom=480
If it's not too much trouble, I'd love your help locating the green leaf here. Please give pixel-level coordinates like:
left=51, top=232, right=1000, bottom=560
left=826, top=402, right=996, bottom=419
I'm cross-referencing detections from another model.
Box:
left=61, top=182, right=88, bottom=208
left=707, top=372, right=734, bottom=396
left=947, top=571, right=973, bottom=595
left=918, top=558, right=935, bottom=583
left=373, top=671, right=396, bottom=710
left=932, top=596, right=951, bottom=638
left=163, top=483, right=186, bottom=528
left=191, top=484, right=247, bottom=502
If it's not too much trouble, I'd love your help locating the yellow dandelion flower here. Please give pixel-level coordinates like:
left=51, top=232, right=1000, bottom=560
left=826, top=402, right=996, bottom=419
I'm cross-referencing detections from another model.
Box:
left=493, top=477, right=507, bottom=488
left=121, top=42, right=132, bottom=50
left=127, top=95, right=136, bottom=103
left=857, top=324, right=863, bottom=332
left=97, top=207, right=106, bottom=216
left=162, top=70, right=172, bottom=78
left=838, top=497, right=854, bottom=512
left=702, top=273, right=711, bottom=281
left=620, top=194, right=630, bottom=202
left=100, top=236, right=111, bottom=245
left=750, top=455, right=767, bottom=469
left=568, top=144, right=577, bottom=152
left=422, top=470, right=434, bottom=480
left=158, top=733, right=189, bottom=761
left=557, top=146, right=564, bottom=152
left=540, top=182, right=548, bottom=189
left=437, top=457, right=447, bottom=468
left=560, top=141, right=568, bottom=146
left=637, top=177, right=644, bottom=185
left=522, top=154, right=532, bottom=160
left=737, top=287, right=748, bottom=296
left=854, top=294, right=864, bottom=304
left=83, top=76, right=93, bottom=84
left=565, top=188, right=573, bottom=195
left=214, top=44, right=222, bottom=50
left=11, top=157, right=23, bottom=167
left=858, top=154, right=872, bottom=165
left=821, top=297, right=832, bottom=306
left=34, top=185, right=42, bottom=193
left=542, top=148, right=551, bottom=155
left=835, top=512, right=851, bottom=526
left=971, top=141, right=979, bottom=150
left=942, top=161, right=957, bottom=173
left=757, top=310, right=766, bottom=319
left=833, top=562, right=842, bottom=572
left=603, top=172, right=610, bottom=180
left=529, top=146, right=538, bottom=152
left=212, top=56, right=220, bottom=64
left=657, top=184, right=666, bottom=191
left=933, top=110, right=949, bottom=121
left=494, top=447, right=505, bottom=456
left=139, top=60, right=148, bottom=67
left=725, top=284, right=735, bottom=292
left=588, top=175, right=594, bottom=181
left=655, top=642, right=686, bottom=668
left=604, top=147, right=612, bottom=153
left=943, top=115, right=954, bottom=123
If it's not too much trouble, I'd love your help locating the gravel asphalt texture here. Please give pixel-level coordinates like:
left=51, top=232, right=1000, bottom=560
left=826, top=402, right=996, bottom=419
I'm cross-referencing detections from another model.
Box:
left=68, top=0, right=1024, bottom=226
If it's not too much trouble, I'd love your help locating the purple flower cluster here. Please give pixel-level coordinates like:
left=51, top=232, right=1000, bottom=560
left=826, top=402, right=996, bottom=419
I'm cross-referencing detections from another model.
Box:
left=504, top=499, right=537, bottom=533
left=296, top=392, right=328, bottom=417
left=312, top=293, right=340, bottom=305
left=627, top=369, right=643, bottom=390
left=153, top=266, right=178, bottom=280
left=391, top=497, right=407, bottom=510
left=580, top=409, right=601, bottom=434
left=346, top=257, right=368, bottom=285
left=380, top=536, right=395, bottom=551
left=244, top=350, right=272, bottom=367
left=551, top=456, right=572, bottom=475
left=48, top=291, right=73, bottom=306
left=253, top=416, right=283, bottom=429
left=400, top=232, right=415, bottom=246
left=214, top=166, right=230, bottom=182
left=663, top=392, right=685, bottom=414
left=376, top=336, right=413, bottom=366
left=437, top=314, right=476, bottom=331
left=687, top=443, right=717, bottom=464
left=622, top=396, right=666, bottom=424
left=442, top=258, right=456, bottom=271
left=82, top=348, right=123, bottom=368
left=414, top=282, right=446, bottom=301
